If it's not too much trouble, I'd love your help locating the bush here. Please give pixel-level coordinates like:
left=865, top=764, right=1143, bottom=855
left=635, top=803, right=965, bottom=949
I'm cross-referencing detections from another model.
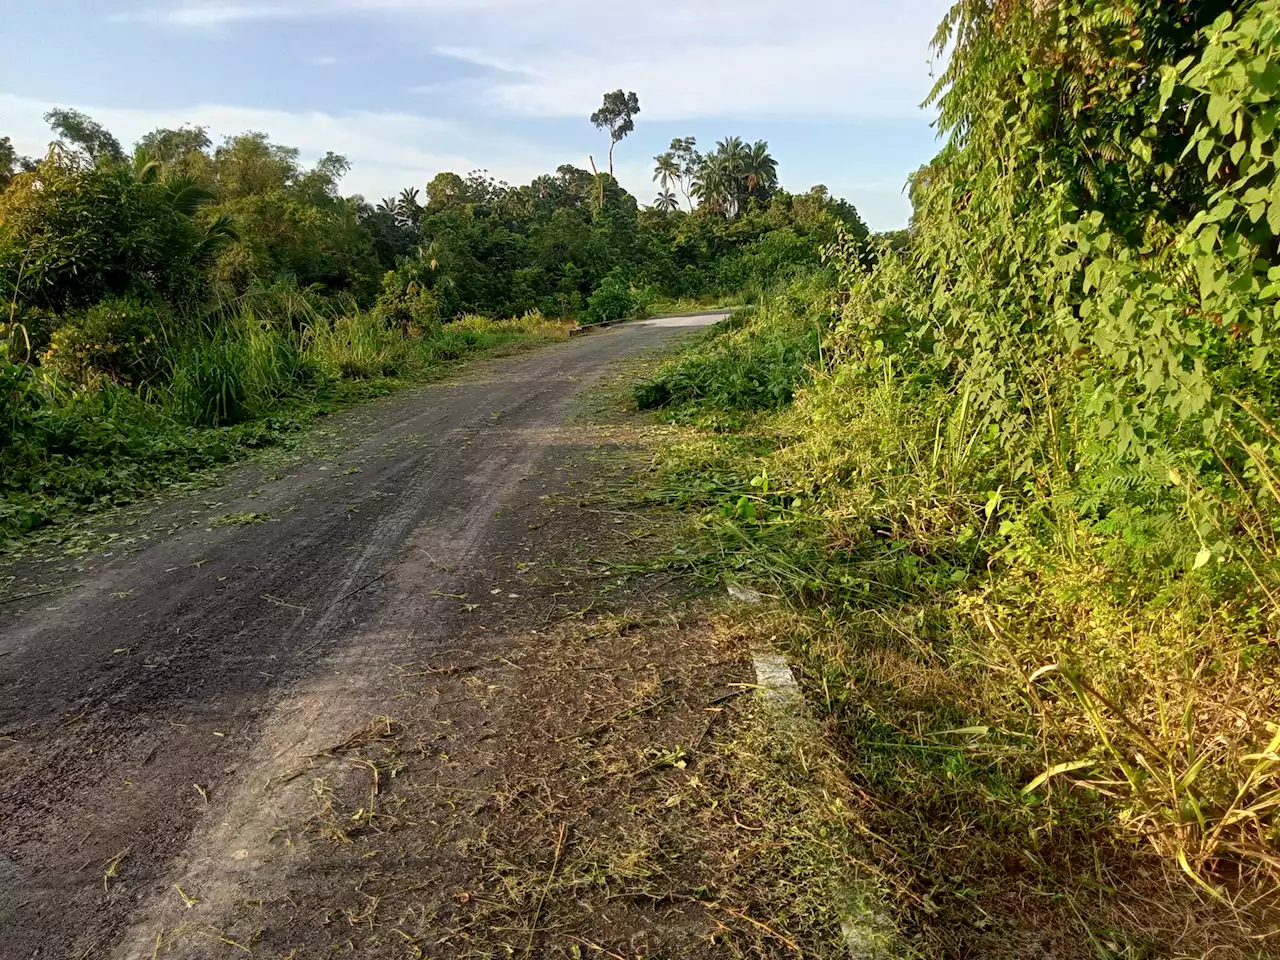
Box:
left=583, top=271, right=635, bottom=325
left=43, top=297, right=172, bottom=389
left=164, top=330, right=258, bottom=426
left=0, top=155, right=206, bottom=316
left=306, top=311, right=416, bottom=381
left=635, top=283, right=830, bottom=412
left=373, top=260, right=460, bottom=332
left=374, top=281, right=443, bottom=333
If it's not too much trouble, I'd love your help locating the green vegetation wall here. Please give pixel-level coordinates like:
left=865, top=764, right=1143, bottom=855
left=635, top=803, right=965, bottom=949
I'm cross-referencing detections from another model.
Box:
left=806, top=0, right=1280, bottom=880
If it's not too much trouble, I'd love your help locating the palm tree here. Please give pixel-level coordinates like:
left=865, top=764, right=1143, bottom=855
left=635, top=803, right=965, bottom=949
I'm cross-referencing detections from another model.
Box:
left=130, top=148, right=162, bottom=184
left=745, top=140, right=778, bottom=200
left=125, top=152, right=233, bottom=261
left=653, top=189, right=679, bottom=212
left=195, top=214, right=240, bottom=267
left=653, top=152, right=680, bottom=193
left=377, top=197, right=398, bottom=217
left=162, top=174, right=217, bottom=218
left=691, top=154, right=731, bottom=216
left=397, top=187, right=423, bottom=226
left=713, top=137, right=749, bottom=216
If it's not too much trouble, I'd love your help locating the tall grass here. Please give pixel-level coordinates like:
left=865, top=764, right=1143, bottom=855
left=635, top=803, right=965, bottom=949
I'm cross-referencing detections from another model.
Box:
left=305, top=311, right=418, bottom=381
left=634, top=276, right=831, bottom=414
left=640, top=274, right=1280, bottom=953
left=1, top=306, right=568, bottom=543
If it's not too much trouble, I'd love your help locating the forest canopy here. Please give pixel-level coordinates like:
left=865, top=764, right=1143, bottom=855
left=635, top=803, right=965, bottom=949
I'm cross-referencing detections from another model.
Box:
left=0, top=115, right=868, bottom=344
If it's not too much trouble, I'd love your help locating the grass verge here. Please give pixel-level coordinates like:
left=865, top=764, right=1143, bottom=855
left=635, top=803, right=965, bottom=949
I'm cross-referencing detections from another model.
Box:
left=1, top=310, right=569, bottom=550
left=622, top=287, right=1280, bottom=958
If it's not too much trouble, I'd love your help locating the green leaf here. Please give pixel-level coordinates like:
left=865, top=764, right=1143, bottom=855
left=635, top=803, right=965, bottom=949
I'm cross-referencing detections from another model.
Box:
left=1206, top=94, right=1230, bottom=127
left=1022, top=759, right=1096, bottom=795
left=1177, top=849, right=1226, bottom=902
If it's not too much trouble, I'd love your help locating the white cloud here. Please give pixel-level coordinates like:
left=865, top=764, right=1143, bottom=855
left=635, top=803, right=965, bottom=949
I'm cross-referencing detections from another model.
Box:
left=17, top=2, right=952, bottom=227
left=116, top=0, right=541, bottom=26
left=0, top=94, right=565, bottom=203
left=433, top=46, right=535, bottom=77
left=112, top=2, right=305, bottom=26
left=125, top=0, right=951, bottom=121
left=483, top=40, right=931, bottom=121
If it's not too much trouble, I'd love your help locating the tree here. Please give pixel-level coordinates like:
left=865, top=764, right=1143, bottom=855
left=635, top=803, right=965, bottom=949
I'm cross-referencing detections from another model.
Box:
left=44, top=108, right=124, bottom=165
left=590, top=90, right=641, bottom=177
left=397, top=187, right=423, bottom=226
left=653, top=189, right=679, bottom=212
left=691, top=154, right=730, bottom=215
left=135, top=126, right=212, bottom=170
left=653, top=152, right=680, bottom=194
left=0, top=152, right=207, bottom=315
left=716, top=137, right=749, bottom=216
left=0, top=137, right=18, bottom=191
left=202, top=133, right=375, bottom=294
left=745, top=140, right=778, bottom=200
left=669, top=137, right=698, bottom=210
left=426, top=172, right=470, bottom=211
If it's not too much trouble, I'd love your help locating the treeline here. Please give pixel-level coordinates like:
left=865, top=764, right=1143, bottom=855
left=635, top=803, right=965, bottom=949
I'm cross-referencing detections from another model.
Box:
left=638, top=0, right=1280, bottom=951
left=0, top=108, right=867, bottom=540
left=1, top=111, right=866, bottom=362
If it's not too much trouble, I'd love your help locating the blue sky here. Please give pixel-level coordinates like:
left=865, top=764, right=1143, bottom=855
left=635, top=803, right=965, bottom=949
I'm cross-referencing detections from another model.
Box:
left=1, top=1, right=953, bottom=230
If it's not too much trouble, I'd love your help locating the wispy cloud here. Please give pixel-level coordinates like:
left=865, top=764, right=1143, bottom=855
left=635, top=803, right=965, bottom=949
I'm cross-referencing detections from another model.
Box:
left=433, top=46, right=535, bottom=77
left=122, top=0, right=949, bottom=120
left=111, top=2, right=306, bottom=26
left=0, top=94, right=565, bottom=203
left=116, top=0, right=540, bottom=26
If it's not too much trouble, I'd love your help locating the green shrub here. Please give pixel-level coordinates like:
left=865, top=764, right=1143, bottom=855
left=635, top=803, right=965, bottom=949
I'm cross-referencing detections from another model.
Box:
left=639, top=2, right=1280, bottom=918
left=43, top=297, right=172, bottom=388
left=374, top=281, right=443, bottom=333
left=584, top=271, right=635, bottom=325
left=635, top=287, right=829, bottom=412
left=247, top=325, right=324, bottom=399
left=306, top=311, right=415, bottom=380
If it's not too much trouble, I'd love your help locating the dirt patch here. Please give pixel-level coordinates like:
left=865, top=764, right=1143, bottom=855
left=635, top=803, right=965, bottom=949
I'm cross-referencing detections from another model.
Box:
left=0, top=317, right=872, bottom=959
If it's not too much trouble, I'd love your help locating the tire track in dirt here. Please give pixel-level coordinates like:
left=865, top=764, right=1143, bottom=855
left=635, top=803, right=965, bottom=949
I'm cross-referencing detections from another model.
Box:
left=0, top=315, right=725, bottom=959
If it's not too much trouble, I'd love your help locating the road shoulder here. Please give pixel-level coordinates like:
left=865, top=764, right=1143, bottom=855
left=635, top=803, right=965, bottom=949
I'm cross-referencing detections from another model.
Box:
left=123, top=359, right=872, bottom=959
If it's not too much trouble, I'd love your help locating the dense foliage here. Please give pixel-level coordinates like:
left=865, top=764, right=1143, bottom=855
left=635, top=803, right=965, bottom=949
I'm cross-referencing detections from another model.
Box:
left=0, top=108, right=865, bottom=541
left=638, top=0, right=1280, bottom=949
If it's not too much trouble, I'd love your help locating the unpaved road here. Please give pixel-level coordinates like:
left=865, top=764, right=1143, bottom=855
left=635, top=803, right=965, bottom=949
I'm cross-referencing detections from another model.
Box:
left=0, top=315, right=744, bottom=959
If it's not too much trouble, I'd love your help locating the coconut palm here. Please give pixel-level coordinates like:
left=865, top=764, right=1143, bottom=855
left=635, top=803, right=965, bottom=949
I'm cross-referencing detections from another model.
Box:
left=653, top=189, right=679, bottom=212
left=194, top=214, right=240, bottom=267
left=129, top=148, right=162, bottom=184
left=653, top=152, right=680, bottom=193
left=397, top=187, right=423, bottom=226
left=160, top=175, right=216, bottom=218
left=716, top=136, right=748, bottom=171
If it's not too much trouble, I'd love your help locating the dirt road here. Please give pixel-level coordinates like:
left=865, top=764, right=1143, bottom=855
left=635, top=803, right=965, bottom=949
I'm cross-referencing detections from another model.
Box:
left=0, top=315, right=772, bottom=959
